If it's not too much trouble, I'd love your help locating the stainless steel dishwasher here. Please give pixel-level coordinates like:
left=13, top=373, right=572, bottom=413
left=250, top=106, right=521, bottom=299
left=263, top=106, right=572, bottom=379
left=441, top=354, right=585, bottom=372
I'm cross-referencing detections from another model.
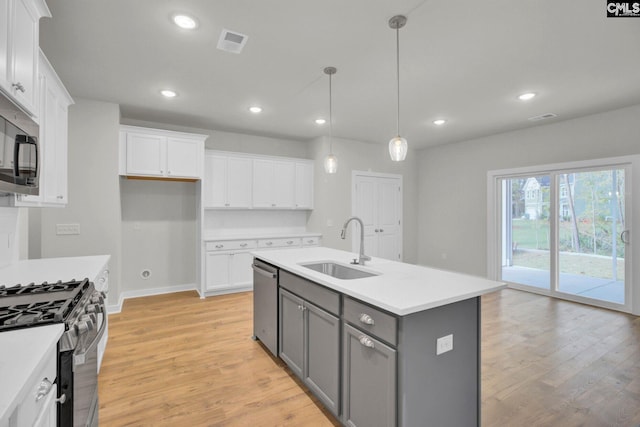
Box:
left=252, top=258, right=279, bottom=356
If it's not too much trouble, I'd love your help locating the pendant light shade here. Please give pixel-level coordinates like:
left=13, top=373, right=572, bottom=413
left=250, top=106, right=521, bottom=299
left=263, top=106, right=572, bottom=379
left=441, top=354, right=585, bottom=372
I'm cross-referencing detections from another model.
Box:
left=388, top=15, right=408, bottom=162
left=323, top=66, right=338, bottom=174
left=324, top=153, right=338, bottom=174
left=389, top=136, right=408, bottom=161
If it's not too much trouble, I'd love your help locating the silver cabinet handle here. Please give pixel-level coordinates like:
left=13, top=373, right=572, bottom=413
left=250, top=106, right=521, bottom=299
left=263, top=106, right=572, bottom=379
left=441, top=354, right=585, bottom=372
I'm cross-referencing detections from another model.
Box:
left=36, top=378, right=54, bottom=401
left=359, top=313, right=375, bottom=325
left=215, top=244, right=224, bottom=249
left=57, top=195, right=64, bottom=199
left=375, top=229, right=380, bottom=233
left=307, top=239, right=314, bottom=244
left=225, top=203, right=230, bottom=206
left=621, top=230, right=630, bottom=244
left=56, top=394, right=67, bottom=404
left=167, top=170, right=171, bottom=175
left=271, top=204, right=276, bottom=207
left=379, top=229, right=384, bottom=232
left=286, top=240, right=294, bottom=245
left=12, top=82, right=25, bottom=93
left=252, top=264, right=276, bottom=278
left=240, top=243, right=248, bottom=247
left=297, top=305, right=306, bottom=311
left=359, top=335, right=375, bottom=348
left=265, top=241, right=273, bottom=246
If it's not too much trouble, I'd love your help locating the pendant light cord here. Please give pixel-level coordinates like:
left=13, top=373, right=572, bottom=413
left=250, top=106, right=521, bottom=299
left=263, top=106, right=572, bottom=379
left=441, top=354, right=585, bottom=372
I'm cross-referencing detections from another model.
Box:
left=329, top=72, right=333, bottom=152
left=395, top=25, right=401, bottom=137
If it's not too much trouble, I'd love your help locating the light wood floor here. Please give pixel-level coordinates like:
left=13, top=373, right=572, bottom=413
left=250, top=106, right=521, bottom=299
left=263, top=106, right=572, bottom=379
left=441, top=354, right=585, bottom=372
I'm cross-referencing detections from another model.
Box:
left=98, top=289, right=640, bottom=426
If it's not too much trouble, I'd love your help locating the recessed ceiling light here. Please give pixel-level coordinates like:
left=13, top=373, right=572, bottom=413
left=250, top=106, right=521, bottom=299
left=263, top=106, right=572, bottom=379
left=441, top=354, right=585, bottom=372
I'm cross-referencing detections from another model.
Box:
left=172, top=14, right=198, bottom=30
left=160, top=89, right=177, bottom=98
left=249, top=106, right=262, bottom=113
left=518, top=92, right=536, bottom=101
left=433, top=119, right=446, bottom=126
left=315, top=118, right=326, bottom=125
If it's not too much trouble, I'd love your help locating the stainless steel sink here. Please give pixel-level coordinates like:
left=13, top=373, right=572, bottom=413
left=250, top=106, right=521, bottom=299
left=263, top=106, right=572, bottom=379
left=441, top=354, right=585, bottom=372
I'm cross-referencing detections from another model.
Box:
left=300, top=262, right=378, bottom=280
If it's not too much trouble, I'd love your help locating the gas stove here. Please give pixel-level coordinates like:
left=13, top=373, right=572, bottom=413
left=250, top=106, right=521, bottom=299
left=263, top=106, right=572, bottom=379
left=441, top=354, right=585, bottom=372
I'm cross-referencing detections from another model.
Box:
left=0, top=279, right=93, bottom=332
left=0, top=278, right=105, bottom=426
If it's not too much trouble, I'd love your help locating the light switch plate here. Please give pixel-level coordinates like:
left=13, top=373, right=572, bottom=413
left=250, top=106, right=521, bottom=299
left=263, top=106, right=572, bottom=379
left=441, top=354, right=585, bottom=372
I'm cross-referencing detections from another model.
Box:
left=436, top=334, right=453, bottom=355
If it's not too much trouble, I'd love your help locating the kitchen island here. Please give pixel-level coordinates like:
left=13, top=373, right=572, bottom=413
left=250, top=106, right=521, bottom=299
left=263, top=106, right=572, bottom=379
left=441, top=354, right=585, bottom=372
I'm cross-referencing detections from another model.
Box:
left=251, top=246, right=505, bottom=427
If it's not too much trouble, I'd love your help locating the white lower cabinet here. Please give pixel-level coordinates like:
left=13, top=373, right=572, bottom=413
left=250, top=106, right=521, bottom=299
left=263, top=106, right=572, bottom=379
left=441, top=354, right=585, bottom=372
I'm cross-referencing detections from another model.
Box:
left=11, top=343, right=58, bottom=427
left=204, top=240, right=256, bottom=292
left=201, top=235, right=321, bottom=296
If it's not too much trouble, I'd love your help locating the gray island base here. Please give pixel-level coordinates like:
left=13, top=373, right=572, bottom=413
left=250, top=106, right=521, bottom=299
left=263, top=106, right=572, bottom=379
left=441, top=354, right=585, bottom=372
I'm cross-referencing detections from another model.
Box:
left=251, top=247, right=505, bottom=427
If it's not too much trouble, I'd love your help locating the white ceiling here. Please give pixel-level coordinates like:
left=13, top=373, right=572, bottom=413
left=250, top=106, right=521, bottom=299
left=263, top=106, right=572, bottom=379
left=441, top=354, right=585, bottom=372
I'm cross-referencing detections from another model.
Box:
left=39, top=0, right=640, bottom=149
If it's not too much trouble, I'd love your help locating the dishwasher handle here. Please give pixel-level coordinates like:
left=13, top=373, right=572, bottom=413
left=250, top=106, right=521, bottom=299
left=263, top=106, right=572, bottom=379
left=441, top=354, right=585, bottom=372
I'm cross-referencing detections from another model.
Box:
left=252, top=264, right=277, bottom=279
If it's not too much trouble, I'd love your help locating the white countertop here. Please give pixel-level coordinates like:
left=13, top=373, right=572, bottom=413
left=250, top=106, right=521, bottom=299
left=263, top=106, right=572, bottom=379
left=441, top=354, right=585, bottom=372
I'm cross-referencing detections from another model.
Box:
left=251, top=247, right=506, bottom=316
left=0, top=255, right=110, bottom=286
left=203, top=231, right=322, bottom=241
left=0, top=324, right=64, bottom=423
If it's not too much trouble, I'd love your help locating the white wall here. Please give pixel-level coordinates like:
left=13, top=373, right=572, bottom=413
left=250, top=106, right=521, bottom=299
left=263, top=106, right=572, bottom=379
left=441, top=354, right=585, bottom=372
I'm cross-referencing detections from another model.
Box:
left=307, top=136, right=419, bottom=263
left=39, top=99, right=122, bottom=305
left=417, top=103, right=640, bottom=276
left=121, top=179, right=197, bottom=292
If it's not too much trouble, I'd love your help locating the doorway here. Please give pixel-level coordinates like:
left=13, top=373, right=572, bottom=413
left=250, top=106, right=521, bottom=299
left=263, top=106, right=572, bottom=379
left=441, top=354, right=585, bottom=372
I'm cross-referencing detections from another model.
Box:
left=351, top=171, right=402, bottom=261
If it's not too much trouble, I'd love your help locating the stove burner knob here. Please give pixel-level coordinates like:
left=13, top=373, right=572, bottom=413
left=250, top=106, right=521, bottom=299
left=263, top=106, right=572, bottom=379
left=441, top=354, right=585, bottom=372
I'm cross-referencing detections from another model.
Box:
left=75, top=320, right=90, bottom=335
left=90, top=294, right=102, bottom=304
left=86, top=304, right=97, bottom=314
left=79, top=315, right=95, bottom=331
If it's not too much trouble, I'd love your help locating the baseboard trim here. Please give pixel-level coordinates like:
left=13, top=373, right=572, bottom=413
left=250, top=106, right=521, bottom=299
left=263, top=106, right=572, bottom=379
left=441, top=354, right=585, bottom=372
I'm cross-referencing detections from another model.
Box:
left=107, top=283, right=196, bottom=314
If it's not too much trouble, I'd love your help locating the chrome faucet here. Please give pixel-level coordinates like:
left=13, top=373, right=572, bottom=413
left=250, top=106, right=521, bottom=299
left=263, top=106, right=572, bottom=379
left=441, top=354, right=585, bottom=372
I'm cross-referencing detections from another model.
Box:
left=341, top=216, right=371, bottom=266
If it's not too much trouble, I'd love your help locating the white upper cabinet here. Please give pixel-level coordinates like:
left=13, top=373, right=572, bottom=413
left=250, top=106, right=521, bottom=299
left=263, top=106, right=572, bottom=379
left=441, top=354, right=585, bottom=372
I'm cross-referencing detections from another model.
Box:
left=252, top=159, right=295, bottom=208
left=16, top=51, right=73, bottom=208
left=119, top=125, right=207, bottom=180
left=203, top=153, right=252, bottom=208
left=204, top=150, right=313, bottom=210
left=0, top=0, right=50, bottom=117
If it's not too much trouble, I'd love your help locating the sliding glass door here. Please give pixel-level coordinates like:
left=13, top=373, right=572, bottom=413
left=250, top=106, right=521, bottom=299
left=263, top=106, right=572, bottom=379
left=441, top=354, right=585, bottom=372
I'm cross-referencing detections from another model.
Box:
left=501, top=175, right=551, bottom=290
left=557, top=169, right=626, bottom=304
left=499, top=166, right=630, bottom=310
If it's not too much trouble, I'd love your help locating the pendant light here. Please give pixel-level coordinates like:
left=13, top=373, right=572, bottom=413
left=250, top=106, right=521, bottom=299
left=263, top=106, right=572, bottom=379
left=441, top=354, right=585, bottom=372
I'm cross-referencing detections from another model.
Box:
left=323, top=66, right=338, bottom=174
left=388, top=15, right=408, bottom=162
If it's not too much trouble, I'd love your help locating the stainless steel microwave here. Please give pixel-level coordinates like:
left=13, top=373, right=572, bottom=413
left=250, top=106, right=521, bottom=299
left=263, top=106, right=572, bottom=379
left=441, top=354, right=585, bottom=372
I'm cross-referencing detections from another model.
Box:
left=0, top=92, right=39, bottom=196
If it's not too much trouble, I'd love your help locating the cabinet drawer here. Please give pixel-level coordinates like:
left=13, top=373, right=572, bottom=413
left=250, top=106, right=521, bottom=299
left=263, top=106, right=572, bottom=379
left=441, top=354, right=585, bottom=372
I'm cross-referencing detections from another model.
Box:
left=343, top=296, right=397, bottom=346
left=206, top=240, right=257, bottom=251
left=279, top=270, right=340, bottom=316
left=257, top=238, right=301, bottom=249
left=17, top=345, right=57, bottom=426
left=301, top=236, right=321, bottom=246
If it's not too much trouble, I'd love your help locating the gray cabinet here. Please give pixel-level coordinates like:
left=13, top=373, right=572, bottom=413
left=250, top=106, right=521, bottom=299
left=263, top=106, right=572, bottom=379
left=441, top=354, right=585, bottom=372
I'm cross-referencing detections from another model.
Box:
left=260, top=262, right=482, bottom=427
left=343, top=323, right=396, bottom=427
left=279, top=272, right=340, bottom=416
left=279, top=288, right=304, bottom=377
left=305, top=301, right=340, bottom=415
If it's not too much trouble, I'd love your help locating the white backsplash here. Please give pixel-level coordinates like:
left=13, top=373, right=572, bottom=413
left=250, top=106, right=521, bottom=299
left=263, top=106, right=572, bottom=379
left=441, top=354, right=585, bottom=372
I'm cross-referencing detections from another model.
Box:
left=203, top=210, right=308, bottom=237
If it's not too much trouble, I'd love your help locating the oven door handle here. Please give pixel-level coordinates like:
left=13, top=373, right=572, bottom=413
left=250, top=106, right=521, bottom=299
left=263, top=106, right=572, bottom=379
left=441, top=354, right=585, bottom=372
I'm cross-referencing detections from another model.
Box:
left=74, top=308, right=107, bottom=366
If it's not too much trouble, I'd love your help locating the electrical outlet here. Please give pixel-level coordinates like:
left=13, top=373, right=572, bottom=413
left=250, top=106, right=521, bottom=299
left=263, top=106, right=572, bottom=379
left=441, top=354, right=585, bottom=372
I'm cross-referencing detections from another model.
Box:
left=436, top=334, right=453, bottom=355
left=56, top=224, right=80, bottom=235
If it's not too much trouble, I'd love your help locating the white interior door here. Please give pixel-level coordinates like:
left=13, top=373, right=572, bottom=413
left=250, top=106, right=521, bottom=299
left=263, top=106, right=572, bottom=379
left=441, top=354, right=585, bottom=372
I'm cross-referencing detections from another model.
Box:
left=352, top=172, right=402, bottom=261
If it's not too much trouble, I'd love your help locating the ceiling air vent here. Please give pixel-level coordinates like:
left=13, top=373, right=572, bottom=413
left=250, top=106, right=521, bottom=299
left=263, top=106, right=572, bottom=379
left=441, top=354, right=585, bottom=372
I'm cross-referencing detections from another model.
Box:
left=528, top=113, right=557, bottom=122
left=217, top=29, right=248, bottom=54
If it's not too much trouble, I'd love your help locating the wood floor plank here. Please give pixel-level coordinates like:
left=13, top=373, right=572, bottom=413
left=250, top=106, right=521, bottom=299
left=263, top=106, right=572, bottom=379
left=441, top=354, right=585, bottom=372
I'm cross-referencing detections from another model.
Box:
left=99, top=289, right=640, bottom=426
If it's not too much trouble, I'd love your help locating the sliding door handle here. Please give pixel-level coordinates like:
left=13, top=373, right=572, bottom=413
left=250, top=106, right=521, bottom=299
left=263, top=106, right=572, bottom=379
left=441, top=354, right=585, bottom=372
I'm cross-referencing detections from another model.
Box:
left=620, top=230, right=630, bottom=244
